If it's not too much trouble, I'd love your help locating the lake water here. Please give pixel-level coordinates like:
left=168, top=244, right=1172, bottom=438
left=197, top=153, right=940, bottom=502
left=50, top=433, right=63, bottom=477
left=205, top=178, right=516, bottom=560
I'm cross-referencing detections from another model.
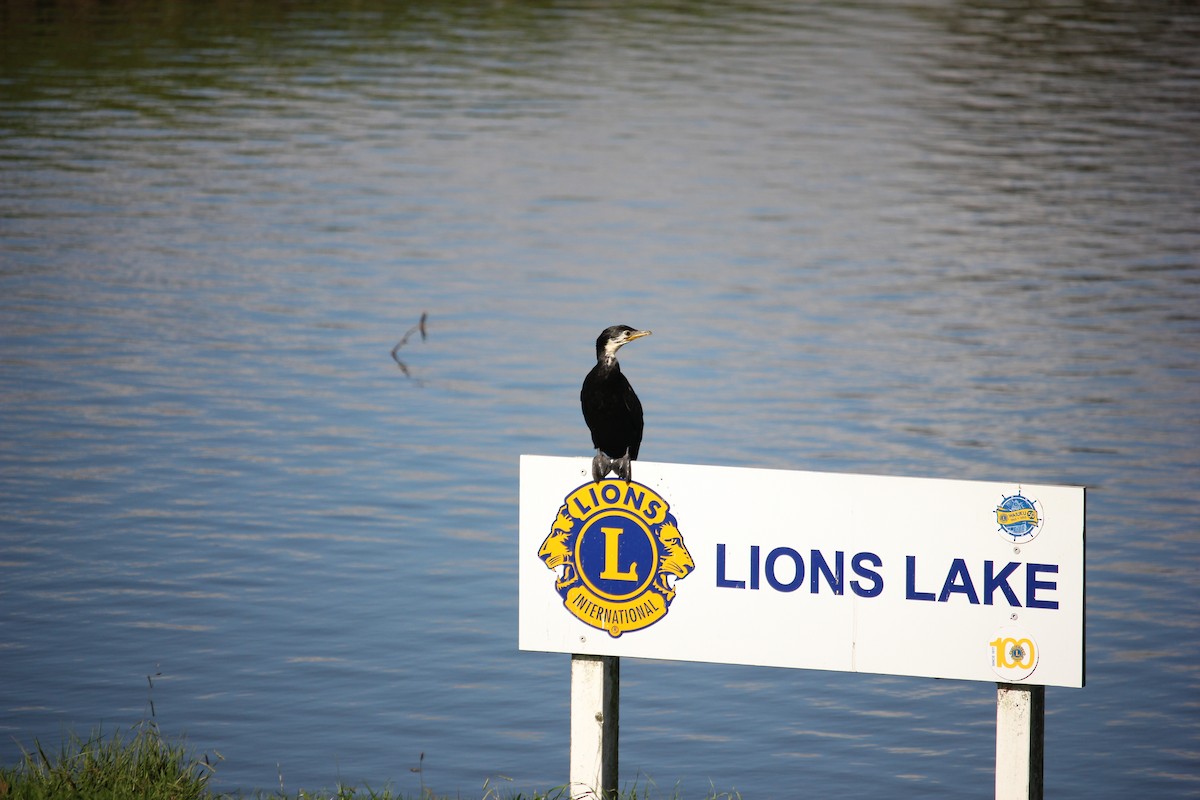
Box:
left=2, top=1, right=1198, bottom=797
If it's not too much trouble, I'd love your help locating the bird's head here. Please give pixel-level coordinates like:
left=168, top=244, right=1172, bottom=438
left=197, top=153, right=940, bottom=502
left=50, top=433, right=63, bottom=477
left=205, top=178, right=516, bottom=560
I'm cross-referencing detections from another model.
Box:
left=596, top=325, right=652, bottom=362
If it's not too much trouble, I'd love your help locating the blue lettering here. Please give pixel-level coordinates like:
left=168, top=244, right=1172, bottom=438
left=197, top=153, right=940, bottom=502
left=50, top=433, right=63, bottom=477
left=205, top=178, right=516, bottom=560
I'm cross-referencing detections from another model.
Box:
left=749, top=545, right=761, bottom=590
left=850, top=552, right=883, bottom=598
left=715, top=543, right=745, bottom=589
left=811, top=550, right=844, bottom=595
left=765, top=547, right=804, bottom=592
left=906, top=555, right=935, bottom=601
left=645, top=500, right=661, bottom=519
left=984, top=561, right=1022, bottom=606
left=623, top=486, right=645, bottom=511
left=1026, top=563, right=1059, bottom=609
left=938, top=558, right=980, bottom=604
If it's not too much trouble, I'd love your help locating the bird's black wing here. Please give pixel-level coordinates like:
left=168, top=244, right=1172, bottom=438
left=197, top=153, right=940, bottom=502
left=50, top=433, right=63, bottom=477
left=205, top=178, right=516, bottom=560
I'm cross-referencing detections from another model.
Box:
left=623, top=378, right=644, bottom=461
left=581, top=364, right=643, bottom=460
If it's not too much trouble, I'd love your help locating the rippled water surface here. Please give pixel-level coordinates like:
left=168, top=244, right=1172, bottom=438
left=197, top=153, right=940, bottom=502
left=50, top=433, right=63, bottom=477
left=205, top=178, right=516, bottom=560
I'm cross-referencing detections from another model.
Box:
left=2, top=1, right=1199, bottom=797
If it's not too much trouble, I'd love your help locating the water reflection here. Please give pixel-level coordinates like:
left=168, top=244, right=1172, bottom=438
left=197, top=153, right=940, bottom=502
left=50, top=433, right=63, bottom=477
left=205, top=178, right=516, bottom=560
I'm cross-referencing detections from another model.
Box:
left=2, top=0, right=1199, bottom=797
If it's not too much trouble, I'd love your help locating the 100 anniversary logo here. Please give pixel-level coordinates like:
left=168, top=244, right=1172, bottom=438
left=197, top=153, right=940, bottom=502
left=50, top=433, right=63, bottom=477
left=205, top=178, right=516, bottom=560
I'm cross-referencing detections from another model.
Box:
left=538, top=480, right=693, bottom=637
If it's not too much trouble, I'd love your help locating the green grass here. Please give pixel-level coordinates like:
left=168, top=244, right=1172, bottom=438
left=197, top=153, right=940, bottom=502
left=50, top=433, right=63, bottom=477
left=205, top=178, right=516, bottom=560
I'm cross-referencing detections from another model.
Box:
left=0, top=725, right=740, bottom=800
left=0, top=722, right=214, bottom=800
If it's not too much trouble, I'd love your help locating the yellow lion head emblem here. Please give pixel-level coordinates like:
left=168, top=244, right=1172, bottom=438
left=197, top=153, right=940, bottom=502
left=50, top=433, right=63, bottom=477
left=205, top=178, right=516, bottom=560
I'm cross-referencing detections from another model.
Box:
left=538, top=506, right=577, bottom=591
left=652, top=521, right=694, bottom=603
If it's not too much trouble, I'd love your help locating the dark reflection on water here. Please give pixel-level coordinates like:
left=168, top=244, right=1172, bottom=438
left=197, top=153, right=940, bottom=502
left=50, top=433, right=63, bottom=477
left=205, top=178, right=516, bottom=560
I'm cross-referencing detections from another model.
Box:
left=2, top=1, right=1199, bottom=797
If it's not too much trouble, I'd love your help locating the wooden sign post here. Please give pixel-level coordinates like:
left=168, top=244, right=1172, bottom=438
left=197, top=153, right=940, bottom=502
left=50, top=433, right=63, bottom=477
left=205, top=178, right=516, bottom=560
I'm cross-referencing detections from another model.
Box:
left=996, top=683, right=1045, bottom=799
left=569, top=655, right=619, bottom=799
left=519, top=456, right=1084, bottom=799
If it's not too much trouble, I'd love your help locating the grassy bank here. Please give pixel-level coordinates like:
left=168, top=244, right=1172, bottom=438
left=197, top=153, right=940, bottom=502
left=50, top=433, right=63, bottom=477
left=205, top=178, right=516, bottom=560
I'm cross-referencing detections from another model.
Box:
left=0, top=723, right=213, bottom=800
left=0, top=724, right=739, bottom=800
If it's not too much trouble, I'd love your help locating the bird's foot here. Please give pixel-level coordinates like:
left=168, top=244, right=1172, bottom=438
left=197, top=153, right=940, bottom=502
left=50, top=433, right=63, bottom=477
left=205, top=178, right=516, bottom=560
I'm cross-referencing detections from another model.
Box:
left=591, top=453, right=613, bottom=482
left=615, top=453, right=632, bottom=483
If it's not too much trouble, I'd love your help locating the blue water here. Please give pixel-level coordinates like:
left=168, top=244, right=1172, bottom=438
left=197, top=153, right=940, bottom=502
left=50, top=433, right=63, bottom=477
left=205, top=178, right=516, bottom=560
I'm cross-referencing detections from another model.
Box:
left=2, top=1, right=1198, bottom=797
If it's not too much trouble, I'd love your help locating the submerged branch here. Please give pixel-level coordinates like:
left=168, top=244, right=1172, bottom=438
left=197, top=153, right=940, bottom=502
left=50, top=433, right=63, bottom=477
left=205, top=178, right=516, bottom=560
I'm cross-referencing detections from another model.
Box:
left=391, top=311, right=429, bottom=378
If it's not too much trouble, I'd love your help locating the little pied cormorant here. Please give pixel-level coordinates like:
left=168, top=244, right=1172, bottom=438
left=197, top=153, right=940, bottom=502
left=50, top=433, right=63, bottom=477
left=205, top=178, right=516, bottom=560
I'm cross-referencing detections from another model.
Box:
left=581, top=325, right=652, bottom=483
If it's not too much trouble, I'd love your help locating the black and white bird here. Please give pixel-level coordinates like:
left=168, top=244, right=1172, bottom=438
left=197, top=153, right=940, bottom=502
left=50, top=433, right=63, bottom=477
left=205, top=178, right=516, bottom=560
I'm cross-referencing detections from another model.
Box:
left=581, top=325, right=652, bottom=483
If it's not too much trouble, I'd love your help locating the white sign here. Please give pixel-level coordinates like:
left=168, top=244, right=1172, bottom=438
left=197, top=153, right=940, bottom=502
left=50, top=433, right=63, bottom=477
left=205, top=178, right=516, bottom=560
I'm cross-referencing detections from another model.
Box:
left=518, top=456, right=1085, bottom=688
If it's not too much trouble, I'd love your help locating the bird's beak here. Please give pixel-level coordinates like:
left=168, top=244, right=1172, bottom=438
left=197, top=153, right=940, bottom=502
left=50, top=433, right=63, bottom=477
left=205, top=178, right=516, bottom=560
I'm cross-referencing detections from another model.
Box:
left=627, top=330, right=652, bottom=342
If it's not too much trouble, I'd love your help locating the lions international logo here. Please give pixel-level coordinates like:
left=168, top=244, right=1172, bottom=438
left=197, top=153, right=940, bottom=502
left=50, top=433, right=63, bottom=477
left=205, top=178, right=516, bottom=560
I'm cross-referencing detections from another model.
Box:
left=995, top=489, right=1042, bottom=544
left=538, top=480, right=693, bottom=638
